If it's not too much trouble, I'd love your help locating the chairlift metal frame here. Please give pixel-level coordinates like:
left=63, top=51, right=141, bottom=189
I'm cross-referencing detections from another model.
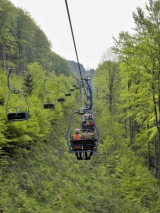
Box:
left=6, top=68, right=29, bottom=121
left=56, top=81, right=66, bottom=102
left=43, top=79, right=56, bottom=109
left=66, top=110, right=99, bottom=154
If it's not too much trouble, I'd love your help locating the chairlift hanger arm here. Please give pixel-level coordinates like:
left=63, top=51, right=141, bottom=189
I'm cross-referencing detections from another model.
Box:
left=22, top=91, right=30, bottom=114
left=83, top=79, right=92, bottom=110
left=66, top=111, right=79, bottom=148
left=43, top=79, right=50, bottom=94
left=7, top=68, right=20, bottom=94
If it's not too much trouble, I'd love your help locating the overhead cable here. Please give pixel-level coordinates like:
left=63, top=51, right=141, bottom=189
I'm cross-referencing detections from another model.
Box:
left=64, top=0, right=83, bottom=81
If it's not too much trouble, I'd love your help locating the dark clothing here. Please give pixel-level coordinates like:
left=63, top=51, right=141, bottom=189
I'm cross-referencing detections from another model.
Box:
left=85, top=151, right=93, bottom=160
left=76, top=152, right=82, bottom=160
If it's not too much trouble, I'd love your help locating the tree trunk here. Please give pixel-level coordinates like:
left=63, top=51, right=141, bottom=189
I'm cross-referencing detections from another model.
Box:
left=158, top=129, right=160, bottom=184
left=2, top=36, right=6, bottom=71
left=148, top=142, right=151, bottom=170
left=154, top=137, right=158, bottom=177
left=129, top=118, right=134, bottom=146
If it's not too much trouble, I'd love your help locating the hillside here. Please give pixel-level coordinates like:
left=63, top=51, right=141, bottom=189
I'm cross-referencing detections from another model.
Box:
left=68, top=60, right=95, bottom=79
left=1, top=0, right=160, bottom=212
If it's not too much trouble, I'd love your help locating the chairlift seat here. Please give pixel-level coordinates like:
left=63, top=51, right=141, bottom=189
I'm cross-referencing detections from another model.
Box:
left=57, top=97, right=65, bottom=102
left=70, top=139, right=97, bottom=151
left=70, top=88, right=74, bottom=92
left=7, top=112, right=28, bottom=121
left=82, top=125, right=94, bottom=131
left=65, top=93, right=71, bottom=97
left=71, top=140, right=83, bottom=150
left=43, top=103, right=55, bottom=109
left=83, top=139, right=96, bottom=149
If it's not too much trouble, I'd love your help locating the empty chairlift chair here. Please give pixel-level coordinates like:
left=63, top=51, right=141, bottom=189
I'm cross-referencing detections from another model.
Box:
left=43, top=79, right=56, bottom=109
left=7, top=106, right=28, bottom=121
left=57, top=81, right=66, bottom=102
left=64, top=81, right=71, bottom=96
left=43, top=103, right=55, bottom=109
left=70, top=88, right=75, bottom=92
left=6, top=91, right=29, bottom=121
left=6, top=68, right=29, bottom=121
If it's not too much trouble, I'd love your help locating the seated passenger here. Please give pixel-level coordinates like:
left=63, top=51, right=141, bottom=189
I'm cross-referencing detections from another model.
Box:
left=72, top=129, right=82, bottom=160
left=89, top=114, right=92, bottom=119
left=86, top=103, right=89, bottom=108
left=82, top=130, right=95, bottom=160
left=82, top=121, right=87, bottom=126
left=82, top=130, right=95, bottom=140
left=88, top=120, right=94, bottom=126
left=84, top=113, right=89, bottom=120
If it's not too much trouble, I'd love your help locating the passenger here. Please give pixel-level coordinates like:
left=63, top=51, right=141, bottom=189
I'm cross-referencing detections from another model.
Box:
left=72, top=129, right=82, bottom=160
left=86, top=103, right=89, bottom=108
left=88, top=120, right=94, bottom=126
left=82, top=130, right=95, bottom=139
left=84, top=113, right=89, bottom=120
left=82, top=130, right=95, bottom=160
left=82, top=121, right=88, bottom=126
left=89, top=114, right=92, bottom=119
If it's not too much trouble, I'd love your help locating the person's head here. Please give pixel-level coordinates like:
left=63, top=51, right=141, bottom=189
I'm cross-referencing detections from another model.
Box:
left=75, top=129, right=80, bottom=134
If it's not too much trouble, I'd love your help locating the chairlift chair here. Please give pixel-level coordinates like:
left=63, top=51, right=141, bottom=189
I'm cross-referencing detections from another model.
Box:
left=6, top=91, right=29, bottom=122
left=57, top=97, right=66, bottom=102
left=69, top=130, right=98, bottom=154
left=43, top=103, right=55, bottom=109
left=70, top=88, right=75, bottom=92
left=7, top=106, right=28, bottom=121
left=6, top=68, right=30, bottom=121
left=66, top=111, right=99, bottom=155
left=43, top=79, right=56, bottom=109
left=57, top=81, right=66, bottom=102
left=65, top=93, right=71, bottom=97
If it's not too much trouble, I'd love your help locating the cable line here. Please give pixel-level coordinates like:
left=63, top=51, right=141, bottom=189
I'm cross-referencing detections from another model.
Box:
left=64, top=0, right=83, bottom=81
left=65, top=0, right=90, bottom=104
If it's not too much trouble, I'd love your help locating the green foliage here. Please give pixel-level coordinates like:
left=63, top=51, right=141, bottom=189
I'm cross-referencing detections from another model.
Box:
left=1, top=1, right=160, bottom=212
left=92, top=43, right=160, bottom=211
left=0, top=0, right=73, bottom=77
left=68, top=60, right=87, bottom=78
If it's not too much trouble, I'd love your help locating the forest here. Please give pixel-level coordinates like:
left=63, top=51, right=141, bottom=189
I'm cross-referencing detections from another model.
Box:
left=1, top=0, right=160, bottom=212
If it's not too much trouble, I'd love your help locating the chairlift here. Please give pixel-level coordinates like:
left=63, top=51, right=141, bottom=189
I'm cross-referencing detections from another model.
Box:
left=57, top=81, right=66, bottom=102
left=7, top=106, right=28, bottom=121
left=57, top=93, right=66, bottom=102
left=64, top=81, right=72, bottom=96
left=6, top=68, right=29, bottom=121
left=66, top=110, right=99, bottom=158
left=65, top=93, right=71, bottom=97
left=70, top=88, right=75, bottom=92
left=43, top=79, right=56, bottom=109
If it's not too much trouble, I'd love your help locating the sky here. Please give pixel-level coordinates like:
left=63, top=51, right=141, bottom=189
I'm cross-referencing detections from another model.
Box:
left=11, top=0, right=148, bottom=70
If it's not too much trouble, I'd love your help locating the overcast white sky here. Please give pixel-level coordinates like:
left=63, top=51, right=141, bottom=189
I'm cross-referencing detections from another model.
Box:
left=11, top=0, right=147, bottom=69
